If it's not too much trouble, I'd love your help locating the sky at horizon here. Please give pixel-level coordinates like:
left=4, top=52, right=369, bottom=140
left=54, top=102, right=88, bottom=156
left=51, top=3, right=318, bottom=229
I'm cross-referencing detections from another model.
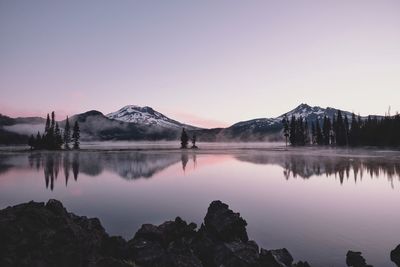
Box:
left=1, top=0, right=400, bottom=128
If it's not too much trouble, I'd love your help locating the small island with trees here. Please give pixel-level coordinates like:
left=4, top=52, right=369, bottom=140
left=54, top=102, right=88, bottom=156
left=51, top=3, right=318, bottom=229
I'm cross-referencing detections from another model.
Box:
left=180, top=128, right=198, bottom=149
left=28, top=111, right=80, bottom=150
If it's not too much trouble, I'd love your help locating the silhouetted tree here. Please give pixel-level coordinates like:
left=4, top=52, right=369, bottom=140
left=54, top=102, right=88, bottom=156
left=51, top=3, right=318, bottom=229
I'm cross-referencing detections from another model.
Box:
left=45, top=114, right=50, bottom=133
left=191, top=134, right=198, bottom=149
left=311, top=121, right=316, bottom=144
left=335, top=110, right=346, bottom=146
left=287, top=108, right=400, bottom=148
left=28, top=135, right=35, bottom=150
left=344, top=115, right=349, bottom=146
left=296, top=116, right=305, bottom=146
left=72, top=121, right=80, bottom=149
left=322, top=116, right=331, bottom=145
left=43, top=111, right=57, bottom=149
left=55, top=123, right=63, bottom=149
left=282, top=114, right=290, bottom=147
left=289, top=115, right=296, bottom=145
left=316, top=119, right=323, bottom=145
left=51, top=111, right=55, bottom=131
left=349, top=113, right=359, bottom=146
left=180, top=128, right=189, bottom=149
left=304, top=119, right=310, bottom=145
left=35, top=132, right=42, bottom=149
left=63, top=116, right=71, bottom=149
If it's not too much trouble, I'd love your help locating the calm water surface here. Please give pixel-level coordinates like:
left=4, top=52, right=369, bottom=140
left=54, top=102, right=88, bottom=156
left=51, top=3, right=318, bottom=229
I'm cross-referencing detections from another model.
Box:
left=1, top=148, right=400, bottom=266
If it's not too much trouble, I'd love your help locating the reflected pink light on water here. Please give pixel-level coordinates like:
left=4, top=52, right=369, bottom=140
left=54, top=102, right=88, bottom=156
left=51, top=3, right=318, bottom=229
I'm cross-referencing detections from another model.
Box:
left=0, top=151, right=400, bottom=266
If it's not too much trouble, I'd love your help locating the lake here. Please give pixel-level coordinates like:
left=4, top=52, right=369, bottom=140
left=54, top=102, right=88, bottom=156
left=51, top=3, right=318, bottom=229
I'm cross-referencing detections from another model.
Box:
left=1, top=144, right=400, bottom=266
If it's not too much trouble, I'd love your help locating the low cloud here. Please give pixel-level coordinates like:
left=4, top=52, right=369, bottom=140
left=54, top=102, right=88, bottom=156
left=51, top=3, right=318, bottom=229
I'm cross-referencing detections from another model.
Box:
left=4, top=124, right=45, bottom=136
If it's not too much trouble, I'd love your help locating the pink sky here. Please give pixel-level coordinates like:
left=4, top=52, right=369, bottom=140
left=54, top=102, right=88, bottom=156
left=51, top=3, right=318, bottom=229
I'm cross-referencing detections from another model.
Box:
left=1, top=1, right=400, bottom=128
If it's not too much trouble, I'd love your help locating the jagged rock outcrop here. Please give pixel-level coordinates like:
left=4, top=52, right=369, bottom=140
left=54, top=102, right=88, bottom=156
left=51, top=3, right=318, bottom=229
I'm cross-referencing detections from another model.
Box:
left=127, top=216, right=201, bottom=267
left=203, top=200, right=249, bottom=242
left=346, top=251, right=373, bottom=267
left=0, top=199, right=314, bottom=267
left=391, top=244, right=400, bottom=266
left=0, top=199, right=126, bottom=267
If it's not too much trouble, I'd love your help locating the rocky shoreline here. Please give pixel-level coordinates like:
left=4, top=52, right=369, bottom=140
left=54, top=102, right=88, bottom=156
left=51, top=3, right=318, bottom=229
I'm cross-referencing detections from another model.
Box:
left=0, top=199, right=399, bottom=267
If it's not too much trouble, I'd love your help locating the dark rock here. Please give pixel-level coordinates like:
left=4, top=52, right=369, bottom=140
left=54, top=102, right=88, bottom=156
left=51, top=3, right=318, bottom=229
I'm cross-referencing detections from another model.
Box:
left=346, top=250, right=373, bottom=267
left=259, top=248, right=294, bottom=267
left=102, top=236, right=129, bottom=259
left=194, top=201, right=304, bottom=267
left=204, top=200, right=248, bottom=242
left=128, top=216, right=202, bottom=267
left=45, top=198, right=67, bottom=215
left=0, top=199, right=315, bottom=267
left=391, top=244, right=400, bottom=266
left=293, top=261, right=311, bottom=267
left=212, top=240, right=260, bottom=267
left=0, top=199, right=126, bottom=267
left=95, top=257, right=134, bottom=267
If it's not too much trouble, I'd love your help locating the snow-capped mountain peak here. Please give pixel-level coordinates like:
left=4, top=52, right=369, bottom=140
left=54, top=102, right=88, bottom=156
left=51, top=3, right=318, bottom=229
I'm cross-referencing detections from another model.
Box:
left=106, top=105, right=197, bottom=129
left=278, top=103, right=326, bottom=121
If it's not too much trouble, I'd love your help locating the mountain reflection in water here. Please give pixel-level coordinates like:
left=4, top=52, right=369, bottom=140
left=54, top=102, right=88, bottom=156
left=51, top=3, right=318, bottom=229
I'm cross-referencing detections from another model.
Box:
left=1, top=149, right=400, bottom=266
left=0, top=151, right=399, bottom=191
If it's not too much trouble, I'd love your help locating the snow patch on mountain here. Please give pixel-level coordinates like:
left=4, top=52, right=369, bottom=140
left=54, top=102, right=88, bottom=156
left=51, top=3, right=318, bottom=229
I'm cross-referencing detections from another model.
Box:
left=106, top=105, right=197, bottom=129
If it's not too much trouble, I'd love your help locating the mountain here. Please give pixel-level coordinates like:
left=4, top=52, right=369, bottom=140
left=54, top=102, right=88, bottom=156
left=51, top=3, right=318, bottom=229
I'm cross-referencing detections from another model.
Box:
left=0, top=106, right=199, bottom=143
left=0, top=104, right=384, bottom=144
left=66, top=110, right=183, bottom=141
left=106, top=105, right=199, bottom=130
left=217, top=103, right=380, bottom=141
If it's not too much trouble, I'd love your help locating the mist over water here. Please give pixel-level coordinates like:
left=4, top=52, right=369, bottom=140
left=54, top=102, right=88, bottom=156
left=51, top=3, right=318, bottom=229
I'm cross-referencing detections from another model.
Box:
left=0, top=147, right=400, bottom=266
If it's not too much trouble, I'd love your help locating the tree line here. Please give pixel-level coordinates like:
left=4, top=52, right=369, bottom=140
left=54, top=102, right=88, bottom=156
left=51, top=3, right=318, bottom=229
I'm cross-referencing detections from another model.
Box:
left=28, top=111, right=80, bottom=150
left=282, top=110, right=400, bottom=147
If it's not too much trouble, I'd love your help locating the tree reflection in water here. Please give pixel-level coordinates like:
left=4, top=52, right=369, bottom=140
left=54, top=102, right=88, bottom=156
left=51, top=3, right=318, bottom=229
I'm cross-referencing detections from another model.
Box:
left=5, top=151, right=399, bottom=190
left=236, top=153, right=400, bottom=188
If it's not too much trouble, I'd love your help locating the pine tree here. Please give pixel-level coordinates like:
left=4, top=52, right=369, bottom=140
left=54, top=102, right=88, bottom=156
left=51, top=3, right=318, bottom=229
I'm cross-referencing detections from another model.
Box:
left=311, top=121, right=316, bottom=144
left=296, top=116, right=305, bottom=146
left=335, top=110, right=345, bottom=146
left=282, top=114, right=290, bottom=147
left=63, top=116, right=71, bottom=149
left=180, top=128, right=189, bottom=149
left=51, top=111, right=55, bottom=132
left=322, top=116, right=329, bottom=145
left=331, top=116, right=337, bottom=145
left=35, top=131, right=42, bottom=149
left=289, top=115, right=296, bottom=145
left=28, top=135, right=35, bottom=150
left=191, top=134, right=198, bottom=149
left=44, top=111, right=57, bottom=149
left=72, top=121, right=80, bottom=149
left=304, top=119, right=310, bottom=145
left=343, top=115, right=349, bottom=146
left=45, top=114, right=50, bottom=133
left=55, top=123, right=63, bottom=149
left=349, top=113, right=358, bottom=146
left=316, top=119, right=323, bottom=145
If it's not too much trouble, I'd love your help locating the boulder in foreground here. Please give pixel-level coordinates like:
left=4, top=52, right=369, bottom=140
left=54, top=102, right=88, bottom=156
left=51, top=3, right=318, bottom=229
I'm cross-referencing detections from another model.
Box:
left=0, top=199, right=314, bottom=267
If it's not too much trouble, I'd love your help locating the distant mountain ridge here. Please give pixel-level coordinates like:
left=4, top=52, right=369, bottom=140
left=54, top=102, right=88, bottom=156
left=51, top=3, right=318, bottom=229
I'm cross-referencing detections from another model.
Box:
left=0, top=104, right=385, bottom=144
left=221, top=103, right=381, bottom=141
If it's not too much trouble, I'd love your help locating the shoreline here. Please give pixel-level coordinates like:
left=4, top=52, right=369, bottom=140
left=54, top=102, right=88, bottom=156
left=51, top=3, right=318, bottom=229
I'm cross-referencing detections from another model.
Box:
left=1, top=144, right=400, bottom=159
